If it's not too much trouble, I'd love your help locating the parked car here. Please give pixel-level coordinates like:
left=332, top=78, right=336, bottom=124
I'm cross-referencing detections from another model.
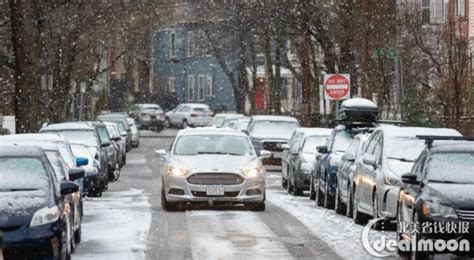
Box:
left=246, top=115, right=299, bottom=165
left=313, top=98, right=378, bottom=209
left=155, top=128, right=271, bottom=211
left=333, top=133, right=370, bottom=216
left=352, top=126, right=462, bottom=226
left=104, top=121, right=127, bottom=168
left=212, top=114, right=245, bottom=128
left=69, top=142, right=103, bottom=197
left=398, top=137, right=474, bottom=258
left=127, top=117, right=140, bottom=148
left=285, top=128, right=332, bottom=196
left=129, top=103, right=165, bottom=131
left=165, top=103, right=213, bottom=128
left=0, top=146, right=80, bottom=259
left=222, top=116, right=246, bottom=128
left=97, top=113, right=132, bottom=151
left=40, top=122, right=109, bottom=196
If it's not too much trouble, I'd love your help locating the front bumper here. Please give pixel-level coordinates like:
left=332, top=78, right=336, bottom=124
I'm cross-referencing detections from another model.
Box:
left=2, top=222, right=61, bottom=259
left=163, top=173, right=265, bottom=203
left=295, top=171, right=312, bottom=189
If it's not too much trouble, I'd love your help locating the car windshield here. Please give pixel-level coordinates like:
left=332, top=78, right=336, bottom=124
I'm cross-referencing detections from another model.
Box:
left=303, top=136, right=328, bottom=153
left=386, top=138, right=425, bottom=162
left=44, top=130, right=98, bottom=147
left=252, top=121, right=298, bottom=136
left=427, top=152, right=474, bottom=184
left=0, top=157, right=49, bottom=191
left=332, top=131, right=352, bottom=152
left=173, top=135, right=255, bottom=156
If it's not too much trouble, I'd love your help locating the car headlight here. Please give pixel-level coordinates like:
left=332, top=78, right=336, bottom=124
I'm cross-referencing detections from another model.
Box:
left=166, top=165, right=189, bottom=176
left=30, top=206, right=60, bottom=227
left=243, top=166, right=264, bottom=177
left=384, top=175, right=402, bottom=186
left=422, top=201, right=458, bottom=219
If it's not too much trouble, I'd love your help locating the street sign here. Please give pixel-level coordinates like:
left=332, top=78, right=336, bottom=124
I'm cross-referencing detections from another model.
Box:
left=323, top=74, right=350, bottom=100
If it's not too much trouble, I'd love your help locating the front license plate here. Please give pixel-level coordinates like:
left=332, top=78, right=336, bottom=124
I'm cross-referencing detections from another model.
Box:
left=206, top=185, right=225, bottom=196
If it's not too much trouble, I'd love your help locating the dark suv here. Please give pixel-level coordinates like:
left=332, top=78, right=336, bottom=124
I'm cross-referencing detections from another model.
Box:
left=397, top=136, right=474, bottom=259
left=0, top=146, right=80, bottom=259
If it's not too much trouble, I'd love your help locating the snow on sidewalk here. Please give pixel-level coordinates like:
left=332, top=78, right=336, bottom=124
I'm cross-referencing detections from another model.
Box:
left=75, top=188, right=151, bottom=260
left=266, top=189, right=396, bottom=260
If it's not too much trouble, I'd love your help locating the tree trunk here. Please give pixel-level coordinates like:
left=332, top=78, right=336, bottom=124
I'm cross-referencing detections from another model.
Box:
left=273, top=39, right=282, bottom=114
left=299, top=0, right=312, bottom=126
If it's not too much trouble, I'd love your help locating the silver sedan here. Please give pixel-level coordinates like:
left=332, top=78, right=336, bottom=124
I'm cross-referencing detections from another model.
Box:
left=155, top=128, right=271, bottom=211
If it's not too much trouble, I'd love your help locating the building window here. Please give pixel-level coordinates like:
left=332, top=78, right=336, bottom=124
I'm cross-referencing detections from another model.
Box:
left=187, top=32, right=194, bottom=57
left=170, top=31, right=177, bottom=58
left=421, top=0, right=431, bottom=24
left=198, top=75, right=205, bottom=101
left=443, top=0, right=449, bottom=22
left=456, top=0, right=465, bottom=16
left=205, top=75, right=213, bottom=97
left=168, top=77, right=176, bottom=93
left=187, top=75, right=195, bottom=101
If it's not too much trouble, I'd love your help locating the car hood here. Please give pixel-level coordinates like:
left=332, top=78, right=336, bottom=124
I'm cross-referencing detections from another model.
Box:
left=422, top=183, right=474, bottom=209
left=170, top=154, right=260, bottom=172
left=0, top=190, right=49, bottom=228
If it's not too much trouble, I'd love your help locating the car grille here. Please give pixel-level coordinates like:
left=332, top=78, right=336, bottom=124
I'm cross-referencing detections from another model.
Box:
left=456, top=209, right=474, bottom=221
left=0, top=225, right=22, bottom=233
left=187, top=173, right=244, bottom=185
left=263, top=141, right=286, bottom=152
left=191, top=191, right=240, bottom=197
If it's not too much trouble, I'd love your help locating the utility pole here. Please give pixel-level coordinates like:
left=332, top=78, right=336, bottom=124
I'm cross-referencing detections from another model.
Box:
left=299, top=0, right=312, bottom=126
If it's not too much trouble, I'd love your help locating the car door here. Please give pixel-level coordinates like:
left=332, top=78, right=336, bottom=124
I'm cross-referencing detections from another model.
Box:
left=289, top=133, right=304, bottom=174
left=356, top=132, right=379, bottom=210
left=339, top=138, right=360, bottom=200
left=168, top=105, right=182, bottom=124
left=282, top=132, right=298, bottom=179
left=177, top=106, right=191, bottom=123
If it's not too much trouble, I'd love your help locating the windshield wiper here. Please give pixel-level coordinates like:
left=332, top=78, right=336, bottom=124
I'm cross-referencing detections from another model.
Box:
left=387, top=157, right=415, bottom=162
left=197, top=152, right=242, bottom=156
left=428, top=180, right=460, bottom=184
left=0, top=188, right=39, bottom=192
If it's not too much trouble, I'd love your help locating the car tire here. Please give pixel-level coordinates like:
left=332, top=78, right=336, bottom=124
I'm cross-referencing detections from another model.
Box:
left=396, top=203, right=410, bottom=256
left=286, top=173, right=293, bottom=194
left=89, top=188, right=102, bottom=197
left=60, top=229, right=71, bottom=260
left=281, top=178, right=288, bottom=189
left=74, top=225, right=82, bottom=244
left=346, top=185, right=353, bottom=217
left=372, top=191, right=384, bottom=230
left=352, top=185, right=368, bottom=225
left=334, top=183, right=345, bottom=215
left=161, top=188, right=175, bottom=211
left=315, top=174, right=324, bottom=206
left=323, top=175, right=333, bottom=209
left=164, top=118, right=170, bottom=128
left=181, top=120, right=188, bottom=129
left=309, top=174, right=316, bottom=200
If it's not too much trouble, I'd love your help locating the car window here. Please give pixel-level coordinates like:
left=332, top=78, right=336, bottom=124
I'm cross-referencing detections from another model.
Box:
left=0, top=157, right=50, bottom=191
left=45, top=151, right=67, bottom=180
left=96, top=126, right=111, bottom=143
left=345, top=138, right=361, bottom=158
left=373, top=137, right=383, bottom=164
left=179, top=106, right=191, bottom=112
left=302, top=136, right=328, bottom=153
left=412, top=151, right=427, bottom=181
left=364, top=132, right=380, bottom=155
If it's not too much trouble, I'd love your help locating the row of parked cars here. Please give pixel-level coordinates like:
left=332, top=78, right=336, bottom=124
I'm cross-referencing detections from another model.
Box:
left=0, top=112, right=141, bottom=259
left=275, top=98, right=474, bottom=258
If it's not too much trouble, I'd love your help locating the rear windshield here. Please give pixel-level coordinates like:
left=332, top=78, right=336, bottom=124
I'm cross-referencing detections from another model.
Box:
left=252, top=121, right=299, bottom=136
left=0, top=157, right=50, bottom=191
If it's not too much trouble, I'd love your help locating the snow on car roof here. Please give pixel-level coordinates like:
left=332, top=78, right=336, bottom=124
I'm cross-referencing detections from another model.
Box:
left=431, top=142, right=474, bottom=153
left=181, top=103, right=210, bottom=108
left=251, top=115, right=298, bottom=122
left=0, top=140, right=60, bottom=151
left=41, top=122, right=96, bottom=131
left=295, top=127, right=333, bottom=136
left=378, top=125, right=462, bottom=138
left=0, top=145, right=45, bottom=157
left=341, top=98, right=377, bottom=109
left=138, top=103, right=161, bottom=108
left=177, top=127, right=247, bottom=137
left=215, top=113, right=244, bottom=118
left=0, top=133, right=69, bottom=143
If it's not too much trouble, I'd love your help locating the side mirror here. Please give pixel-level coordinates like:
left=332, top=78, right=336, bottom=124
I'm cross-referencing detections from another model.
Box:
left=68, top=168, right=85, bottom=181
left=242, top=130, right=249, bottom=135
left=60, top=181, right=79, bottom=195
left=259, top=150, right=272, bottom=160
left=342, top=153, right=355, bottom=162
left=281, top=144, right=290, bottom=150
left=401, top=173, right=420, bottom=185
left=101, top=142, right=111, bottom=148
left=155, top=149, right=167, bottom=157
left=363, top=154, right=377, bottom=167
left=120, top=131, right=127, bottom=137
left=111, top=136, right=122, bottom=142
left=316, top=145, right=328, bottom=154
left=76, top=157, right=89, bottom=167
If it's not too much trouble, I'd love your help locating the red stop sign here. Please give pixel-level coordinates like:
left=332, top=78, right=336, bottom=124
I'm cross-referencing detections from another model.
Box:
left=324, top=74, right=350, bottom=100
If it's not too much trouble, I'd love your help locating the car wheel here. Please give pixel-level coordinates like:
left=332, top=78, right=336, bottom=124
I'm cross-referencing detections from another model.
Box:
left=309, top=175, right=316, bottom=200
left=323, top=175, right=333, bottom=209
left=286, top=172, right=293, bottom=194
left=74, top=225, right=82, bottom=244
left=164, top=118, right=170, bottom=128
left=352, top=185, right=368, bottom=225
left=346, top=184, right=353, bottom=217
left=315, top=174, right=324, bottom=206
left=113, top=162, right=121, bottom=181
left=334, top=182, right=345, bottom=215
left=89, top=188, right=102, bottom=197
left=396, top=203, right=410, bottom=256
left=372, top=191, right=384, bottom=230
left=60, top=229, right=71, bottom=260
left=181, top=120, right=188, bottom=129
left=161, top=187, right=175, bottom=211
left=411, top=213, right=430, bottom=259
left=281, top=178, right=288, bottom=189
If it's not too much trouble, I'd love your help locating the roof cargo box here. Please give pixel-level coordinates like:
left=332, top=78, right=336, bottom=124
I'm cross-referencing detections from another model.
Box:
left=338, top=98, right=378, bottom=123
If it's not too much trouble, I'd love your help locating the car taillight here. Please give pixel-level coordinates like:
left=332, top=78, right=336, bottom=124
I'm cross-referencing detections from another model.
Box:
left=190, top=113, right=199, bottom=117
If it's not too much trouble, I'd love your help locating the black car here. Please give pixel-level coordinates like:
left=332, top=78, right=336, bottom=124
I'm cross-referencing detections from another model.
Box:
left=397, top=137, right=474, bottom=258
left=0, top=146, right=80, bottom=260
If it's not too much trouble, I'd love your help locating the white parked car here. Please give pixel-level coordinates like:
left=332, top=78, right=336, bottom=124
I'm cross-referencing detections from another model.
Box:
left=165, top=103, right=213, bottom=128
